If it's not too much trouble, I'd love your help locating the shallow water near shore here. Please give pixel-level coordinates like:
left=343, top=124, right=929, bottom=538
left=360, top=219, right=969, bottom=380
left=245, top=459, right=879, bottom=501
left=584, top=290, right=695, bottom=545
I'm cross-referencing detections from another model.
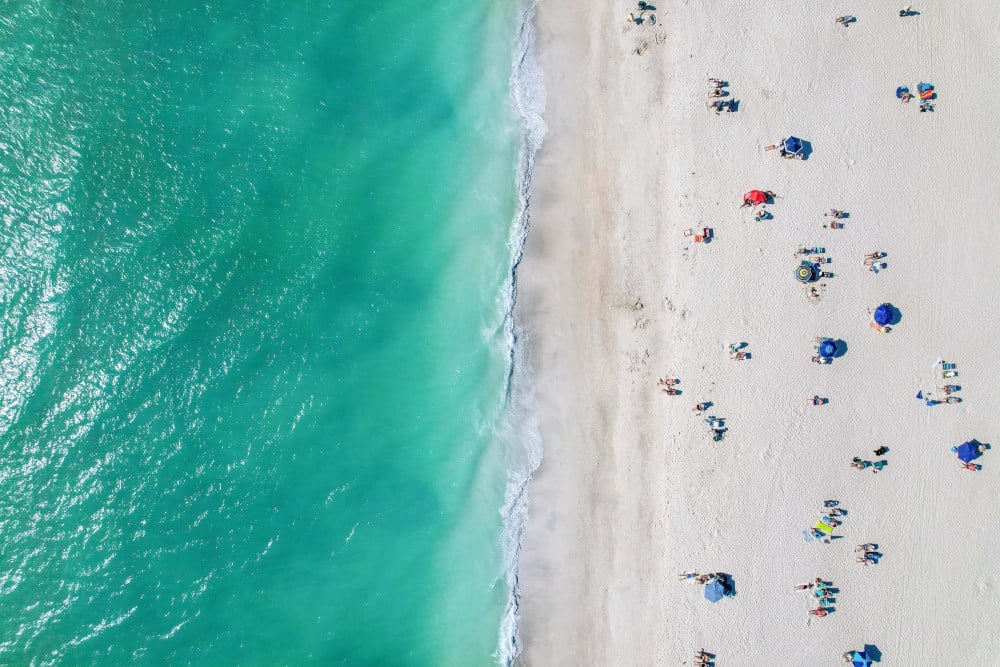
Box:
left=0, top=1, right=531, bottom=664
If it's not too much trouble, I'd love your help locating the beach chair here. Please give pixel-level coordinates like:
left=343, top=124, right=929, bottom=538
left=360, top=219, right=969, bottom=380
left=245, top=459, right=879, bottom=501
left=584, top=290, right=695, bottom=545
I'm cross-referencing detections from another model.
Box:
left=684, top=228, right=694, bottom=237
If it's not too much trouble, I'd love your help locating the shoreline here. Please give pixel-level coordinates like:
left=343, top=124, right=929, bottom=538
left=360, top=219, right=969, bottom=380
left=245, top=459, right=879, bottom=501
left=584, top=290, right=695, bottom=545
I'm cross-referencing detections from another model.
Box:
left=515, top=0, right=1000, bottom=664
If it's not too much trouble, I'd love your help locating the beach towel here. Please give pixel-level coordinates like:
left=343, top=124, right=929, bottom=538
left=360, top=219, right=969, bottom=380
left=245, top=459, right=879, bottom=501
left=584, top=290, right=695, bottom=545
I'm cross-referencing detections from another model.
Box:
left=814, top=521, right=834, bottom=535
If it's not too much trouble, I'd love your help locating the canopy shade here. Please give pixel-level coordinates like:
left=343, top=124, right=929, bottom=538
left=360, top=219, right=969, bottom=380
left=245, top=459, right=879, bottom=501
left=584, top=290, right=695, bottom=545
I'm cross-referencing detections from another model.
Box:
left=850, top=651, right=872, bottom=667
left=704, top=580, right=725, bottom=603
left=874, top=304, right=892, bottom=326
left=956, top=441, right=981, bottom=463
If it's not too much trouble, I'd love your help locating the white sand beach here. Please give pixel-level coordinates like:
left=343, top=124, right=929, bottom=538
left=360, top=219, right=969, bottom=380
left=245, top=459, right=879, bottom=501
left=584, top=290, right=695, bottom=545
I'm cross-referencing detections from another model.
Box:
left=515, top=0, right=1000, bottom=664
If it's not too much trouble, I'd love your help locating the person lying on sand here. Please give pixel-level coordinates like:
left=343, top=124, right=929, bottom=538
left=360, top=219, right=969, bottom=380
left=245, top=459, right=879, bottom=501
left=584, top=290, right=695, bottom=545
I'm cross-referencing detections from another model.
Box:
left=679, top=571, right=699, bottom=581
left=794, top=582, right=814, bottom=590
left=809, top=608, right=830, bottom=616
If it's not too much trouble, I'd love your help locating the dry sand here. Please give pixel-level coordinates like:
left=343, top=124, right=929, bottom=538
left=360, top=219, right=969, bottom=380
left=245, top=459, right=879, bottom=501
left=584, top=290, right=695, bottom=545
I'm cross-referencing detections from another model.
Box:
left=514, top=0, right=1000, bottom=664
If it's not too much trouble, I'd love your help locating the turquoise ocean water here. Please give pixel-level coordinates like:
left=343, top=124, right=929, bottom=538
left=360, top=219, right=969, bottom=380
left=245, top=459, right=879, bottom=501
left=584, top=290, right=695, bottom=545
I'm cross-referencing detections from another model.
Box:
left=0, top=2, right=543, bottom=664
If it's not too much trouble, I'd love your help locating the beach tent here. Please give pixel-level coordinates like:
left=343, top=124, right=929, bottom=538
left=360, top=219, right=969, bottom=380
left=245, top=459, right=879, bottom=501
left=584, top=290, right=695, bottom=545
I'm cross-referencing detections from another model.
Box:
left=955, top=441, right=981, bottom=463
left=873, top=304, right=892, bottom=326
left=704, top=580, right=725, bottom=603
left=743, top=190, right=768, bottom=205
left=783, top=136, right=804, bottom=156
left=796, top=262, right=818, bottom=283
left=818, top=339, right=837, bottom=358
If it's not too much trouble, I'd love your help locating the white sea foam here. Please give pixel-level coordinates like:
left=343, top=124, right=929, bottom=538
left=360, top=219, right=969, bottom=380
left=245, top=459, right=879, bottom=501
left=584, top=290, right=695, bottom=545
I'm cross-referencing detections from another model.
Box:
left=494, top=1, right=546, bottom=664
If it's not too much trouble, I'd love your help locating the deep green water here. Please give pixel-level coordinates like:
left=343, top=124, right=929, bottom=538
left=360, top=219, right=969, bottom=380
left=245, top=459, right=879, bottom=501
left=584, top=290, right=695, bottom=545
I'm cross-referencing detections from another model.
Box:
left=0, top=2, right=529, bottom=664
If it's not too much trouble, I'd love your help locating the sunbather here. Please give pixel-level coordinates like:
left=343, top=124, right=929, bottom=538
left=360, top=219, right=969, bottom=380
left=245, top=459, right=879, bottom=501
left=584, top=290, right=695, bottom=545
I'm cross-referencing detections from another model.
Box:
left=809, top=608, right=829, bottom=616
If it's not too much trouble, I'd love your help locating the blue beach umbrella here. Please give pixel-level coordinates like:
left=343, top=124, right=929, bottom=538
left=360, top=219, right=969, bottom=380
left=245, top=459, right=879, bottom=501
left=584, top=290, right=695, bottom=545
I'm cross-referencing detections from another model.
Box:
left=818, top=339, right=837, bottom=358
left=895, top=86, right=909, bottom=99
left=783, top=136, right=804, bottom=155
left=704, top=580, right=725, bottom=603
left=850, top=651, right=872, bottom=667
left=874, top=304, right=892, bottom=326
left=955, top=441, right=981, bottom=463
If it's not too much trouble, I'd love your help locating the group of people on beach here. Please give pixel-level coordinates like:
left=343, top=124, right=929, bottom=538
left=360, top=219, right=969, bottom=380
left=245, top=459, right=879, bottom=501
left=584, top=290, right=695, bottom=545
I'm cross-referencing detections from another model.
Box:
left=706, top=78, right=736, bottom=114
left=678, top=571, right=716, bottom=585
left=855, top=543, right=882, bottom=566
left=794, top=577, right=835, bottom=617
left=657, top=377, right=680, bottom=395
left=625, top=1, right=655, bottom=25
left=850, top=454, right=887, bottom=473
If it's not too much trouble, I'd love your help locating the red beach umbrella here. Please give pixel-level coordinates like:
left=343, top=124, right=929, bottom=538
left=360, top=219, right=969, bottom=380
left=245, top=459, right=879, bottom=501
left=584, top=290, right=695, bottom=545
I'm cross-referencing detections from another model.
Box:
left=743, top=190, right=768, bottom=205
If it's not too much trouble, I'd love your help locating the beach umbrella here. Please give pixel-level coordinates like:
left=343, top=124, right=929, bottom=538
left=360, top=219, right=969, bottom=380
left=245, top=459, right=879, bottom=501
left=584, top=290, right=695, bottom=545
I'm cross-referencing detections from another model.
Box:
left=955, top=441, right=981, bottom=463
left=704, top=580, right=725, bottom=603
left=783, top=136, right=804, bottom=156
left=873, top=304, right=892, bottom=326
left=818, top=339, right=837, bottom=358
left=743, top=189, right=768, bottom=205
left=896, top=86, right=909, bottom=98
left=850, top=651, right=872, bottom=667
left=796, top=262, right=818, bottom=283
